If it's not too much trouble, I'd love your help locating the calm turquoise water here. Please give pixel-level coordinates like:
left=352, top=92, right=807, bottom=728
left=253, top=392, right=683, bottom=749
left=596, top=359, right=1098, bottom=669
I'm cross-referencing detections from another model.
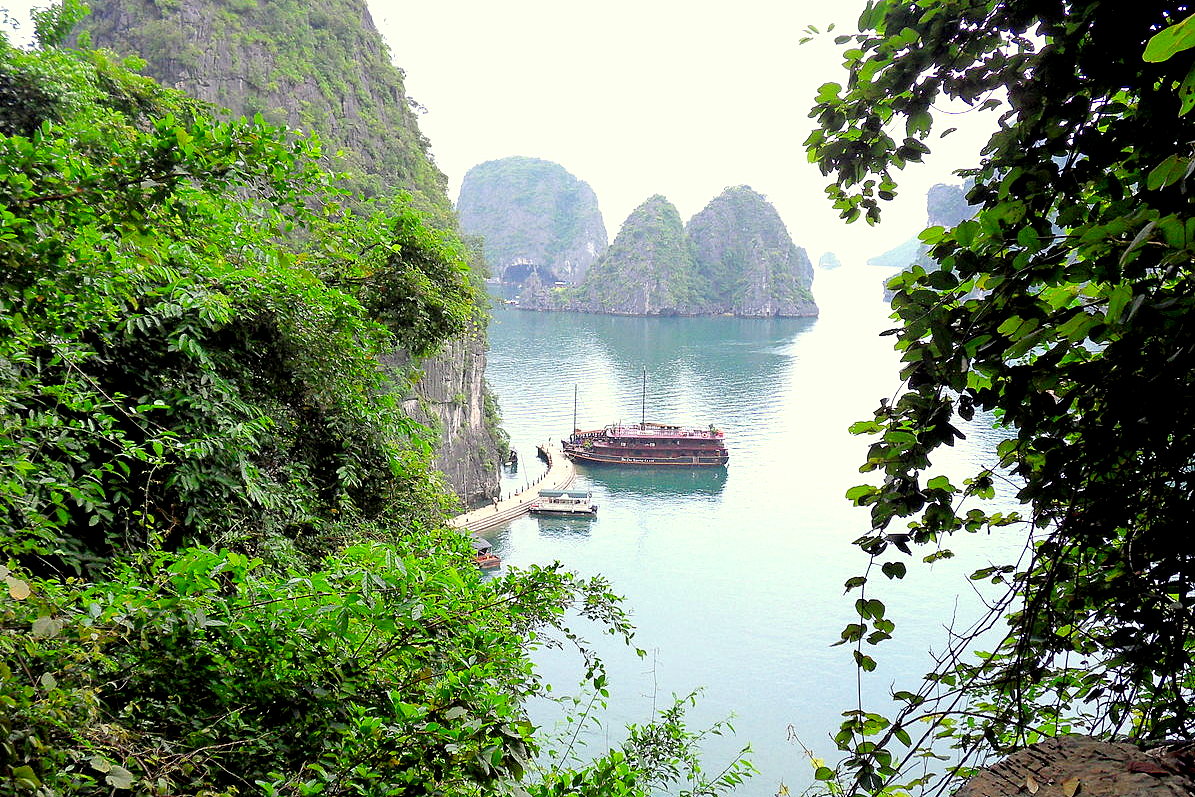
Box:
left=483, top=265, right=1021, bottom=794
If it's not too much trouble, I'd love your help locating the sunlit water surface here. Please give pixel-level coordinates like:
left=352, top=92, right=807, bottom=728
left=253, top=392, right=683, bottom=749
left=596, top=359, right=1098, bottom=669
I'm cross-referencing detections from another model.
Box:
left=483, top=264, right=1022, bottom=795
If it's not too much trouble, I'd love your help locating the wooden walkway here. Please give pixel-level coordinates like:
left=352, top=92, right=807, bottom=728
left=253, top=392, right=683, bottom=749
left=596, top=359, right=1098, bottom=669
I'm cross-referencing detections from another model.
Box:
left=450, top=441, right=576, bottom=533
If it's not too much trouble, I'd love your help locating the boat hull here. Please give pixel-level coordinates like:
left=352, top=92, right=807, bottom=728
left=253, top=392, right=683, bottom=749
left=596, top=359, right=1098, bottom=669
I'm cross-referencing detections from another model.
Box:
left=565, top=450, right=728, bottom=467
left=529, top=507, right=598, bottom=517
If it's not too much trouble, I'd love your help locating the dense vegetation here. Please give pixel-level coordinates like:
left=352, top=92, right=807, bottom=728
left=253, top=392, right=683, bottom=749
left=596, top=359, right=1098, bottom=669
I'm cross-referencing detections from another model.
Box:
left=807, top=1, right=1195, bottom=794
left=567, top=195, right=709, bottom=315
left=0, top=12, right=752, bottom=795
left=78, top=0, right=451, bottom=219
left=78, top=0, right=507, bottom=507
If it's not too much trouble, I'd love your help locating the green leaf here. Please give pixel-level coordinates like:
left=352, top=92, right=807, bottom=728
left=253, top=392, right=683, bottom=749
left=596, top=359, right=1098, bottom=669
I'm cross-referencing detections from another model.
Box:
left=11, top=766, right=40, bottom=788
left=1144, top=13, right=1195, bottom=62
left=1147, top=155, right=1189, bottom=190
left=816, top=82, right=843, bottom=103
left=106, top=766, right=135, bottom=790
left=853, top=650, right=878, bottom=671
left=845, top=484, right=876, bottom=502
left=1105, top=284, right=1133, bottom=324
left=1180, top=65, right=1195, bottom=115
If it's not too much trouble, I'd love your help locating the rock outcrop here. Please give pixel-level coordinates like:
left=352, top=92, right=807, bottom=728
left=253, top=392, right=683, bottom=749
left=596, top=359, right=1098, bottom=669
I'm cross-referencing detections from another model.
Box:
left=457, top=157, right=607, bottom=285
left=956, top=735, right=1195, bottom=797
left=686, top=186, right=817, bottom=317
left=527, top=189, right=819, bottom=317
left=819, top=252, right=843, bottom=269
left=79, top=0, right=503, bottom=506
left=563, top=195, right=709, bottom=315
left=868, top=182, right=978, bottom=268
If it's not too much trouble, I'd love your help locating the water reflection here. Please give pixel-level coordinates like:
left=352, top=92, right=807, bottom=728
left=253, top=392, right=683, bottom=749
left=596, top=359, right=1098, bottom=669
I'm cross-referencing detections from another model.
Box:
left=577, top=463, right=728, bottom=499
left=533, top=516, right=595, bottom=539
left=483, top=270, right=1024, bottom=793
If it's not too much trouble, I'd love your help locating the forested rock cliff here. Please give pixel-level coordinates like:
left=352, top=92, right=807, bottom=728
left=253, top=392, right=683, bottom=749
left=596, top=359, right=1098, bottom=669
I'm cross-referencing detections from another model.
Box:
left=868, top=182, right=977, bottom=268
left=80, top=0, right=502, bottom=505
left=686, top=186, right=817, bottom=317
left=524, top=188, right=817, bottom=317
left=544, top=195, right=710, bottom=315
left=457, top=156, right=607, bottom=284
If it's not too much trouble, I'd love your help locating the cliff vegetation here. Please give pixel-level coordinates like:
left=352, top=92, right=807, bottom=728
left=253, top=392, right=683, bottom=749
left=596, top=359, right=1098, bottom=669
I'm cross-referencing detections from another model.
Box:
left=0, top=7, right=755, bottom=796
left=687, top=186, right=817, bottom=317
left=523, top=189, right=818, bottom=317
left=78, top=0, right=504, bottom=506
left=77, top=0, right=449, bottom=218
left=559, top=195, right=710, bottom=315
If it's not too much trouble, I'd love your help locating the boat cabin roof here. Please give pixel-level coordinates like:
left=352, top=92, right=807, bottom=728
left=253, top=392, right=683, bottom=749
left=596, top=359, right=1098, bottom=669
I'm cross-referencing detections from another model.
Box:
left=470, top=537, right=493, bottom=553
left=539, top=489, right=593, bottom=499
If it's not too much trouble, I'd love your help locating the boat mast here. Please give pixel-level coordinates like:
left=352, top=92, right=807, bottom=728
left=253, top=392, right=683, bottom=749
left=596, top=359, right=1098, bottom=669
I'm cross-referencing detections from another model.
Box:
left=573, top=384, right=578, bottom=434
left=641, top=366, right=646, bottom=427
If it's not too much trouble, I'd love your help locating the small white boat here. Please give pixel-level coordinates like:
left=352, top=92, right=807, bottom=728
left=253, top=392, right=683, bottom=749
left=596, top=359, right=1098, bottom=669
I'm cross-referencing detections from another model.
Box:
left=528, top=489, right=598, bottom=518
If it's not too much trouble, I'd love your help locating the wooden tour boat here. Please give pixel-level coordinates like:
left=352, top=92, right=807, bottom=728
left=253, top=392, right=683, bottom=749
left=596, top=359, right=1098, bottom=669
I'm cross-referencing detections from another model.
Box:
left=562, top=373, right=729, bottom=467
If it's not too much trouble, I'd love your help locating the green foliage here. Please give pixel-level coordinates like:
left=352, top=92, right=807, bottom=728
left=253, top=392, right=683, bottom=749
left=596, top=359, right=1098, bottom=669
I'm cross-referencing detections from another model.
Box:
left=808, top=1, right=1195, bottom=794
left=77, top=0, right=454, bottom=222
left=32, top=0, right=91, bottom=48
left=0, top=31, right=744, bottom=797
left=529, top=693, right=754, bottom=797
left=569, top=195, right=710, bottom=315
left=0, top=543, right=638, bottom=794
left=0, top=36, right=480, bottom=573
left=482, top=380, right=511, bottom=460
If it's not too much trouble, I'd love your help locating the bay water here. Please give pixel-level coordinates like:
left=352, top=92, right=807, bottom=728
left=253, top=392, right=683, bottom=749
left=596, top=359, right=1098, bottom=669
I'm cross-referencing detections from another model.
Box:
left=483, top=264, right=1021, bottom=794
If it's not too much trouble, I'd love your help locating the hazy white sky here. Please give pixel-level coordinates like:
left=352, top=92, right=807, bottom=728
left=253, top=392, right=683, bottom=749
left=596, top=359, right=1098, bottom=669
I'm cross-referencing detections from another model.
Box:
left=6, top=0, right=996, bottom=263
left=368, top=0, right=996, bottom=264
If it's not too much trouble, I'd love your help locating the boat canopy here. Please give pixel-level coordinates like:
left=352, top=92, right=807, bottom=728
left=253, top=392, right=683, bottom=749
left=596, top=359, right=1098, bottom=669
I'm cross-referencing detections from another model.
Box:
left=539, top=489, right=593, bottom=499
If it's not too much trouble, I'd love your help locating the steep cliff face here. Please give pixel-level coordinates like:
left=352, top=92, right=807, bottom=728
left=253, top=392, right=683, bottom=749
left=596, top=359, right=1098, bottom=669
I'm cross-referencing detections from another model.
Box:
left=80, top=0, right=449, bottom=217
left=388, top=335, right=503, bottom=507
left=927, top=182, right=976, bottom=228
left=868, top=182, right=977, bottom=267
left=80, top=0, right=502, bottom=505
left=457, top=157, right=607, bottom=284
left=686, top=186, right=817, bottom=317
left=566, top=195, right=710, bottom=315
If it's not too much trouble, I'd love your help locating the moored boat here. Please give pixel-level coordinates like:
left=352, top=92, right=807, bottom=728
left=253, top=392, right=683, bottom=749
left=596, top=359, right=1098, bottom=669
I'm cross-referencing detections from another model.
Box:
left=529, top=489, right=598, bottom=517
left=471, top=537, right=501, bottom=569
left=563, top=422, right=729, bottom=467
